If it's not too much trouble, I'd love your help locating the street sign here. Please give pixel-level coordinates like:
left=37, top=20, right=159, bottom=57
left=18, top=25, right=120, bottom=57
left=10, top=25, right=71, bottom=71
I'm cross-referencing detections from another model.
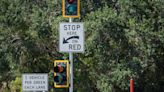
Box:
left=59, top=22, right=84, bottom=52
left=22, top=73, right=48, bottom=91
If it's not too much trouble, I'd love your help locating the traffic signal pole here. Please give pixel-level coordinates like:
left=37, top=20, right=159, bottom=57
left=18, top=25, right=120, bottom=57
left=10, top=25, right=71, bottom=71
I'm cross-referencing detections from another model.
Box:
left=60, top=0, right=81, bottom=91
left=69, top=18, right=73, bottom=92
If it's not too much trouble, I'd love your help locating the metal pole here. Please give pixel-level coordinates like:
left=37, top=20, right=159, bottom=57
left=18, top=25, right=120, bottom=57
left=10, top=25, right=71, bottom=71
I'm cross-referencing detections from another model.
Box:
left=69, top=18, right=73, bottom=22
left=69, top=52, right=73, bottom=92
left=69, top=18, right=73, bottom=92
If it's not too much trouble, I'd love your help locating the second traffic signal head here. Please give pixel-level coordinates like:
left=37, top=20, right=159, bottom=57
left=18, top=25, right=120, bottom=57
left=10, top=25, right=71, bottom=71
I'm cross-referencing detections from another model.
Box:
left=54, top=60, right=69, bottom=88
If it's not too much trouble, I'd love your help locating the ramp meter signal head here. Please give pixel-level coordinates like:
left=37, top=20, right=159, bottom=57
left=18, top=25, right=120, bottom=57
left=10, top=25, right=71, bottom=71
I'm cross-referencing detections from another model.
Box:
left=54, top=60, right=70, bottom=88
left=62, top=0, right=80, bottom=18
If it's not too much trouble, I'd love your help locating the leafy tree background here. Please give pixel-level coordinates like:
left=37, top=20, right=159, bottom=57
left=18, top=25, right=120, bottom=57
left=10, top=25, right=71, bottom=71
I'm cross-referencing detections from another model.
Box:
left=0, top=0, right=164, bottom=92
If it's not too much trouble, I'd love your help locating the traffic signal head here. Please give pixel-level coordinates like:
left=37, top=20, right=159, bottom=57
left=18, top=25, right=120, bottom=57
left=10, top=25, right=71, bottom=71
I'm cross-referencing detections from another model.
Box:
left=62, top=0, right=80, bottom=18
left=54, top=60, right=69, bottom=88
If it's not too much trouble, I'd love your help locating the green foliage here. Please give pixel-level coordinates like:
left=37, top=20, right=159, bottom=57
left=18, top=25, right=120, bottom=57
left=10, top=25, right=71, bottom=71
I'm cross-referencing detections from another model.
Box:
left=0, top=0, right=164, bottom=92
left=10, top=77, right=22, bottom=92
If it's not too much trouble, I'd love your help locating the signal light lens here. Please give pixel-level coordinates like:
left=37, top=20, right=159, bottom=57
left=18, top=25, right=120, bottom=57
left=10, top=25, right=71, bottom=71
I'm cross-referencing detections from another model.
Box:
left=67, top=0, right=75, bottom=4
left=67, top=5, right=77, bottom=14
left=54, top=76, right=60, bottom=83
left=54, top=74, right=67, bottom=84
left=54, top=65, right=65, bottom=73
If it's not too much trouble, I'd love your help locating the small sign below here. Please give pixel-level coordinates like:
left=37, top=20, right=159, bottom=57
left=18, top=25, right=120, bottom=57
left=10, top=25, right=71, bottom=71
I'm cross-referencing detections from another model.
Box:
left=59, top=22, right=84, bottom=52
left=22, top=73, right=48, bottom=91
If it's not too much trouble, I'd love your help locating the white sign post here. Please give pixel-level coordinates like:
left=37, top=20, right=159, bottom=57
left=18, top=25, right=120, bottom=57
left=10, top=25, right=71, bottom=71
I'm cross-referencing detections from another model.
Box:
left=59, top=22, right=84, bottom=52
left=22, top=73, right=48, bottom=92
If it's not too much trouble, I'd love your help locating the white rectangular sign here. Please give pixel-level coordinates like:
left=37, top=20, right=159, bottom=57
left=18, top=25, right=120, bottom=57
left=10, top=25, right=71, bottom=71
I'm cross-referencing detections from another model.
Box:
left=22, top=73, right=48, bottom=91
left=59, top=22, right=84, bottom=52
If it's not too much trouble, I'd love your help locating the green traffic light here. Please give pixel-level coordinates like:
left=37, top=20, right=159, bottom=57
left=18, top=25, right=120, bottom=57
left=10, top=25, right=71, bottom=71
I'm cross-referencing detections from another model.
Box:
left=67, top=5, right=77, bottom=14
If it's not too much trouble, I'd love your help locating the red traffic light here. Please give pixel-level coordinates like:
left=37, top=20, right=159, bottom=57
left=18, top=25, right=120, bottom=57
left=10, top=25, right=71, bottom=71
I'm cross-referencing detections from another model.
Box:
left=54, top=65, right=65, bottom=73
left=67, top=0, right=75, bottom=4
